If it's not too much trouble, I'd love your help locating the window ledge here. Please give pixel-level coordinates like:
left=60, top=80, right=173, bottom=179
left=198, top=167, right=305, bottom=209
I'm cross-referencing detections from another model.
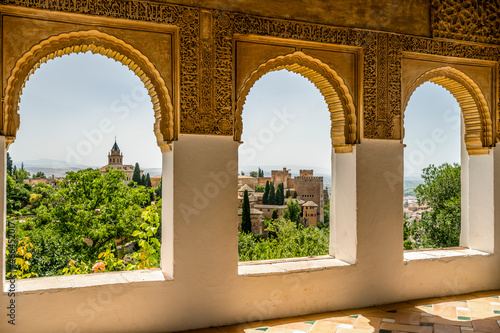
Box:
left=238, top=255, right=351, bottom=276
left=404, top=247, right=491, bottom=262
left=3, top=269, right=168, bottom=293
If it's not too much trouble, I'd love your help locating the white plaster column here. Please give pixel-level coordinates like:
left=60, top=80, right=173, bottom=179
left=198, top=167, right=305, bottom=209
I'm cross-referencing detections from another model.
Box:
left=355, top=140, right=404, bottom=265
left=331, top=146, right=357, bottom=263
left=167, top=134, right=239, bottom=280
left=467, top=149, right=494, bottom=252
left=161, top=145, right=174, bottom=277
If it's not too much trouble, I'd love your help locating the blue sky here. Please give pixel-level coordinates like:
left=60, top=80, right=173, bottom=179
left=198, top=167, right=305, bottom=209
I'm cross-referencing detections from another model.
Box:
left=11, top=53, right=460, bottom=176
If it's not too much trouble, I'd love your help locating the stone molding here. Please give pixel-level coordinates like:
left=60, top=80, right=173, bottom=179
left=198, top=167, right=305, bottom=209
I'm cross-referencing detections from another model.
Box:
left=2, top=1, right=499, bottom=151
left=3, top=29, right=175, bottom=148
left=403, top=66, right=493, bottom=155
left=234, top=51, right=356, bottom=153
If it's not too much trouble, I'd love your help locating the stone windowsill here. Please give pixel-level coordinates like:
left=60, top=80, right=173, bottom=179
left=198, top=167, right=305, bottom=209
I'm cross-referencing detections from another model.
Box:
left=3, top=268, right=168, bottom=293
left=238, top=255, right=351, bottom=276
left=403, top=247, right=491, bottom=262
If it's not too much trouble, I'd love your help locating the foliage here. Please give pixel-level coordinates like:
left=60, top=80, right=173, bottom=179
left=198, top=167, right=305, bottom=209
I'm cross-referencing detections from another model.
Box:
left=127, top=204, right=161, bottom=270
left=292, top=191, right=297, bottom=198
left=155, top=180, right=162, bottom=198
left=241, top=189, right=252, bottom=233
left=33, top=171, right=46, bottom=178
left=7, top=152, right=13, bottom=175
left=258, top=167, right=264, bottom=177
left=254, top=184, right=265, bottom=192
left=285, top=189, right=291, bottom=198
left=6, top=237, right=39, bottom=279
left=132, top=163, right=142, bottom=184
left=271, top=209, right=278, bottom=220
left=249, top=171, right=258, bottom=178
left=283, top=199, right=302, bottom=226
left=276, top=183, right=285, bottom=205
left=238, top=219, right=328, bottom=261
left=405, top=163, right=461, bottom=249
left=145, top=173, right=152, bottom=188
left=263, top=181, right=270, bottom=204
left=268, top=181, right=276, bottom=205
left=318, top=201, right=330, bottom=229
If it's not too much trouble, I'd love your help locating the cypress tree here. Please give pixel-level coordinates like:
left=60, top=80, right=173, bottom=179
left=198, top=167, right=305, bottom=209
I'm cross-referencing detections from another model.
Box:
left=293, top=191, right=297, bottom=198
left=258, top=167, right=264, bottom=177
left=241, top=189, right=252, bottom=233
left=145, top=173, right=152, bottom=188
left=6, top=153, right=12, bottom=175
left=268, top=182, right=276, bottom=205
left=271, top=209, right=278, bottom=220
left=286, top=189, right=291, bottom=198
left=263, top=181, right=270, bottom=204
left=132, top=163, right=141, bottom=184
left=141, top=174, right=146, bottom=186
left=276, top=183, right=285, bottom=205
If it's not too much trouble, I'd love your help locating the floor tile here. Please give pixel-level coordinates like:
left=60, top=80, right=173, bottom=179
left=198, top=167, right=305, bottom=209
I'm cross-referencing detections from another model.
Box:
left=471, top=319, right=500, bottom=333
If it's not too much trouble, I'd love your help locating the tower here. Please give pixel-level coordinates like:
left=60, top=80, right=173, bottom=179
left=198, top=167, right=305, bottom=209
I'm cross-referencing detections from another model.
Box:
left=108, top=139, right=123, bottom=165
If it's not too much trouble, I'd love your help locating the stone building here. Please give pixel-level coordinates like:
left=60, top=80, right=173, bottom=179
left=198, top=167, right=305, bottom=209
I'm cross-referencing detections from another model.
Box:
left=302, top=201, right=319, bottom=227
left=237, top=207, right=264, bottom=235
left=99, top=140, right=141, bottom=182
left=1, top=1, right=500, bottom=333
left=294, top=170, right=325, bottom=222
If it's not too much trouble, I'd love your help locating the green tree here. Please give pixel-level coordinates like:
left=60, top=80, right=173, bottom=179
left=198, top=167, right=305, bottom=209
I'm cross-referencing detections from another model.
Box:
left=276, top=183, right=285, bottom=205
left=285, top=189, right=291, bottom=198
left=412, top=163, right=461, bottom=248
left=263, top=181, right=270, bottom=204
left=7, top=152, right=13, bottom=175
left=37, top=168, right=149, bottom=261
left=141, top=174, right=146, bottom=186
left=132, top=163, right=141, bottom=184
left=238, top=219, right=328, bottom=261
left=292, top=191, right=297, bottom=198
left=249, top=171, right=258, bottom=178
left=271, top=209, right=278, bottom=220
left=155, top=180, right=162, bottom=198
left=268, top=182, right=276, bottom=205
left=254, top=184, right=265, bottom=192
left=145, top=173, right=152, bottom=188
left=283, top=199, right=302, bottom=227
left=319, top=201, right=330, bottom=229
left=258, top=167, right=264, bottom=177
left=33, top=171, right=46, bottom=178
left=241, top=189, right=252, bottom=233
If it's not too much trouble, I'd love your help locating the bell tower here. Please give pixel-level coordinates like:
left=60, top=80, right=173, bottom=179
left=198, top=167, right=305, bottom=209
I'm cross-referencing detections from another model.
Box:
left=108, top=138, right=123, bottom=165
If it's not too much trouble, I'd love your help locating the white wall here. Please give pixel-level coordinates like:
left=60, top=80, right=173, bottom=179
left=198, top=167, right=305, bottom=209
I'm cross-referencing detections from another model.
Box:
left=1, top=136, right=499, bottom=333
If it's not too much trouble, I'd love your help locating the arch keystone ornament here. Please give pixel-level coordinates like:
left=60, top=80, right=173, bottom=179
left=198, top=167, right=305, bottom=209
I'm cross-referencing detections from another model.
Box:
left=235, top=51, right=357, bottom=153
left=403, top=66, right=494, bottom=155
left=3, top=30, right=176, bottom=151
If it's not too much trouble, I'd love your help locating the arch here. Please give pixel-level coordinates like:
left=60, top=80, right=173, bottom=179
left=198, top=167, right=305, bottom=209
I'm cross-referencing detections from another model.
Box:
left=403, top=66, right=493, bottom=155
left=3, top=30, right=175, bottom=151
left=235, top=51, right=357, bottom=153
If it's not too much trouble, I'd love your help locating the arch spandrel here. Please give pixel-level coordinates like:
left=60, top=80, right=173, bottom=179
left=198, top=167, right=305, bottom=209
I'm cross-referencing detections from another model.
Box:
left=234, top=51, right=357, bottom=154
left=403, top=66, right=494, bottom=155
left=3, top=30, right=176, bottom=151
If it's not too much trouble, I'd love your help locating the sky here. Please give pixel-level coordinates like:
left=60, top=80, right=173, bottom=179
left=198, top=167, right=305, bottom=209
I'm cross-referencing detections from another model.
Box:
left=10, top=52, right=161, bottom=168
left=11, top=53, right=460, bottom=177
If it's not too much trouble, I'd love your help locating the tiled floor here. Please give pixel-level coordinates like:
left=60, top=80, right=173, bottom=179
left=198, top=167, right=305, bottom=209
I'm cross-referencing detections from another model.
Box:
left=176, top=290, right=500, bottom=333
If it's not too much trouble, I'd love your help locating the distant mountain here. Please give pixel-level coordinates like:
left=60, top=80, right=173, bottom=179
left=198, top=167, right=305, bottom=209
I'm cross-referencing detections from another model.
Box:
left=15, top=158, right=93, bottom=169
left=13, top=159, right=163, bottom=178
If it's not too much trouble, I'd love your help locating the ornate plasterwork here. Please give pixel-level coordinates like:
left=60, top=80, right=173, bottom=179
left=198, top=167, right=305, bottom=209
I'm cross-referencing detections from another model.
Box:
left=404, top=67, right=493, bottom=155
left=4, top=0, right=500, bottom=148
left=234, top=51, right=356, bottom=153
left=432, top=0, right=500, bottom=45
left=3, top=30, right=175, bottom=150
